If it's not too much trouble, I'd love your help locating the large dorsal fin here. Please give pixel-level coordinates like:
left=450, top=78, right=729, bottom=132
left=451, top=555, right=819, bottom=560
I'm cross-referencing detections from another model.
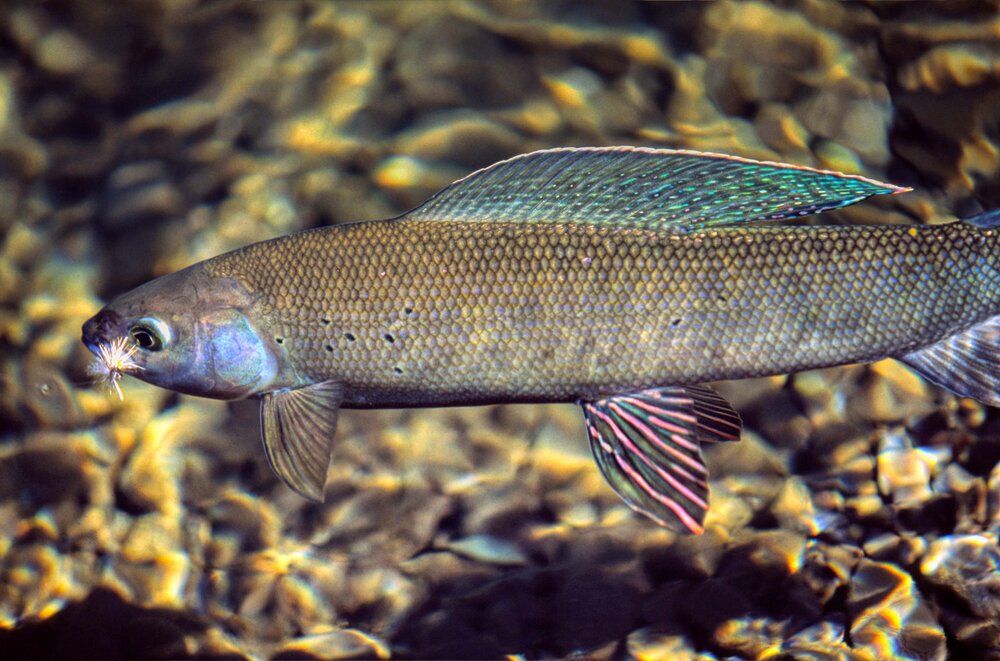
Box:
left=403, top=147, right=908, bottom=233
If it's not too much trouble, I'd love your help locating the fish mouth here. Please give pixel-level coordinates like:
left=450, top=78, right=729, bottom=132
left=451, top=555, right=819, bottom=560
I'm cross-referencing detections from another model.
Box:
left=82, top=308, right=145, bottom=399
left=82, top=309, right=124, bottom=355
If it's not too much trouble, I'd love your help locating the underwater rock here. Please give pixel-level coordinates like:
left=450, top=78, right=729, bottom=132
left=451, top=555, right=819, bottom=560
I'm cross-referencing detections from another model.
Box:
left=940, top=614, right=1000, bottom=657
left=702, top=0, right=844, bottom=75
left=851, top=361, right=938, bottom=423
left=196, top=626, right=251, bottom=658
left=780, top=618, right=853, bottom=657
left=110, top=508, right=192, bottom=611
left=876, top=428, right=935, bottom=507
left=208, top=491, right=283, bottom=553
left=641, top=528, right=727, bottom=582
left=712, top=616, right=783, bottom=658
left=799, top=541, right=862, bottom=608
left=726, top=530, right=808, bottom=576
left=770, top=476, right=820, bottom=535
left=920, top=534, right=1000, bottom=619
left=795, top=86, right=891, bottom=167
left=989, top=462, right=1000, bottom=535
left=0, top=542, right=82, bottom=624
left=117, top=399, right=227, bottom=517
left=0, top=435, right=90, bottom=506
left=18, top=359, right=84, bottom=429
left=393, top=15, right=537, bottom=113
left=899, top=44, right=1000, bottom=93
left=393, top=111, right=525, bottom=168
left=272, top=629, right=390, bottom=660
left=222, top=539, right=346, bottom=641
left=707, top=430, right=788, bottom=478
left=881, top=4, right=1000, bottom=197
left=442, top=534, right=528, bottom=567
left=550, top=566, right=644, bottom=653
left=35, top=29, right=96, bottom=77
left=372, top=155, right=464, bottom=201
left=933, top=463, right=987, bottom=533
left=753, top=102, right=811, bottom=158
left=863, top=533, right=926, bottom=567
left=398, top=550, right=499, bottom=589
left=102, top=161, right=184, bottom=229
left=848, top=559, right=946, bottom=661
left=701, top=482, right=757, bottom=533
left=310, top=485, right=451, bottom=564
left=625, top=627, right=700, bottom=660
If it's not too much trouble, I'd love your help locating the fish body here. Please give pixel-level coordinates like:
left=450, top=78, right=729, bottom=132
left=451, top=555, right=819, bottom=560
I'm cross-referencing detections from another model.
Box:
left=203, top=218, right=998, bottom=408
left=82, top=147, right=1000, bottom=533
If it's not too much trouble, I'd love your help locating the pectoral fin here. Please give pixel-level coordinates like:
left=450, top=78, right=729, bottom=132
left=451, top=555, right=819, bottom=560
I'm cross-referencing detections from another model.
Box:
left=260, top=380, right=344, bottom=501
left=582, top=385, right=742, bottom=534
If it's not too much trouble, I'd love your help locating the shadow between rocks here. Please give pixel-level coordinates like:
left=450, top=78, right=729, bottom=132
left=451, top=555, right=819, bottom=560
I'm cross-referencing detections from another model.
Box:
left=389, top=532, right=829, bottom=659
left=0, top=588, right=207, bottom=661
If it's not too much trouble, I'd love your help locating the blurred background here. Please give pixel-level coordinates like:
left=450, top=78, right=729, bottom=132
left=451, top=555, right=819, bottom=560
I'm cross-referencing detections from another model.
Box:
left=0, top=1, right=998, bottom=658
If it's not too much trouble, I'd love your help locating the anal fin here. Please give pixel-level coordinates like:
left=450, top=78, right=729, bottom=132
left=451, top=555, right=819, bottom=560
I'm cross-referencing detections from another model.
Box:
left=582, top=385, right=742, bottom=534
left=260, top=380, right=344, bottom=501
left=901, top=315, right=999, bottom=407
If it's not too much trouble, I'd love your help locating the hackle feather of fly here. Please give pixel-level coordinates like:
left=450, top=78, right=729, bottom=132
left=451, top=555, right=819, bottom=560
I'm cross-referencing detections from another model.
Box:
left=86, top=335, right=143, bottom=400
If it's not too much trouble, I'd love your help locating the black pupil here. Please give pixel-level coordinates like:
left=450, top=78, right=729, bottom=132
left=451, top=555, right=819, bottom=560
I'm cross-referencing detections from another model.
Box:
left=132, top=328, right=156, bottom=349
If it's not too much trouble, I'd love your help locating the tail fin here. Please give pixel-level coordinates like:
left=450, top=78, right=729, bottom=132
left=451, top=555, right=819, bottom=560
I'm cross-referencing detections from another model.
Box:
left=900, top=315, right=999, bottom=407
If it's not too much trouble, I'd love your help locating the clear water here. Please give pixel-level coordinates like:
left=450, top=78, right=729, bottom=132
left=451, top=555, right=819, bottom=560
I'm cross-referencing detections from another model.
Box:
left=1, top=1, right=997, bottom=658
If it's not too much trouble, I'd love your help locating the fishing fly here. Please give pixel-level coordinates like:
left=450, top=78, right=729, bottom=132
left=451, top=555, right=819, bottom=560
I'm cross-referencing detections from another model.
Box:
left=86, top=335, right=144, bottom=400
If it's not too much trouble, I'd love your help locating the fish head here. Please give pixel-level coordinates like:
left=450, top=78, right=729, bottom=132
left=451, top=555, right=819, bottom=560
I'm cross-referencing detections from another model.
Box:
left=81, top=263, right=281, bottom=400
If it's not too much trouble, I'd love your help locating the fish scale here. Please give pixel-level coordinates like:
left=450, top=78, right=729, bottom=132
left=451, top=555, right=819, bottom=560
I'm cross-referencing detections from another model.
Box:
left=205, top=218, right=998, bottom=408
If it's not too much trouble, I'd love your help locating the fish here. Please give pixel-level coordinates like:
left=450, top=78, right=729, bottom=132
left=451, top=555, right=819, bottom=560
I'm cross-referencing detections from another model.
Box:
left=81, top=147, right=1000, bottom=534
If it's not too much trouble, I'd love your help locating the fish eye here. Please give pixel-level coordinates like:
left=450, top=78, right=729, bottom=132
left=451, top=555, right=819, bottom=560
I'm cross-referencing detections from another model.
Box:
left=129, top=317, right=171, bottom=352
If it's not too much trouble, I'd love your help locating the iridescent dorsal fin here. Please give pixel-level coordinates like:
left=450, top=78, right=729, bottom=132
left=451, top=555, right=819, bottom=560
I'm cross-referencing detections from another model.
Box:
left=403, top=147, right=908, bottom=233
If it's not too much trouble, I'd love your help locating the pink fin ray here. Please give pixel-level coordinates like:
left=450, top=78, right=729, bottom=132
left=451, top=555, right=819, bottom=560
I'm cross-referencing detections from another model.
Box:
left=582, top=385, right=742, bottom=534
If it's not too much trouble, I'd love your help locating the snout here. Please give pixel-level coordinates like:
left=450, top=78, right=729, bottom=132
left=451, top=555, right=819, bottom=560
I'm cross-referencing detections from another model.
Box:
left=81, top=309, right=123, bottom=354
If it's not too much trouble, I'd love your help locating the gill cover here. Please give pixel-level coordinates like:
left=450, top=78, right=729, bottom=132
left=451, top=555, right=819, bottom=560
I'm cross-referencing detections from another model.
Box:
left=198, top=308, right=278, bottom=397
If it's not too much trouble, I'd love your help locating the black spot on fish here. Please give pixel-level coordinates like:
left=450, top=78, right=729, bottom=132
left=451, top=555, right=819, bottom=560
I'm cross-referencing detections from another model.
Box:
left=393, top=367, right=403, bottom=374
left=672, top=318, right=682, bottom=326
left=321, top=317, right=331, bottom=325
left=384, top=333, right=395, bottom=344
left=325, top=344, right=333, bottom=352
left=275, top=337, right=284, bottom=344
left=344, top=332, right=356, bottom=342
left=404, top=307, right=414, bottom=315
